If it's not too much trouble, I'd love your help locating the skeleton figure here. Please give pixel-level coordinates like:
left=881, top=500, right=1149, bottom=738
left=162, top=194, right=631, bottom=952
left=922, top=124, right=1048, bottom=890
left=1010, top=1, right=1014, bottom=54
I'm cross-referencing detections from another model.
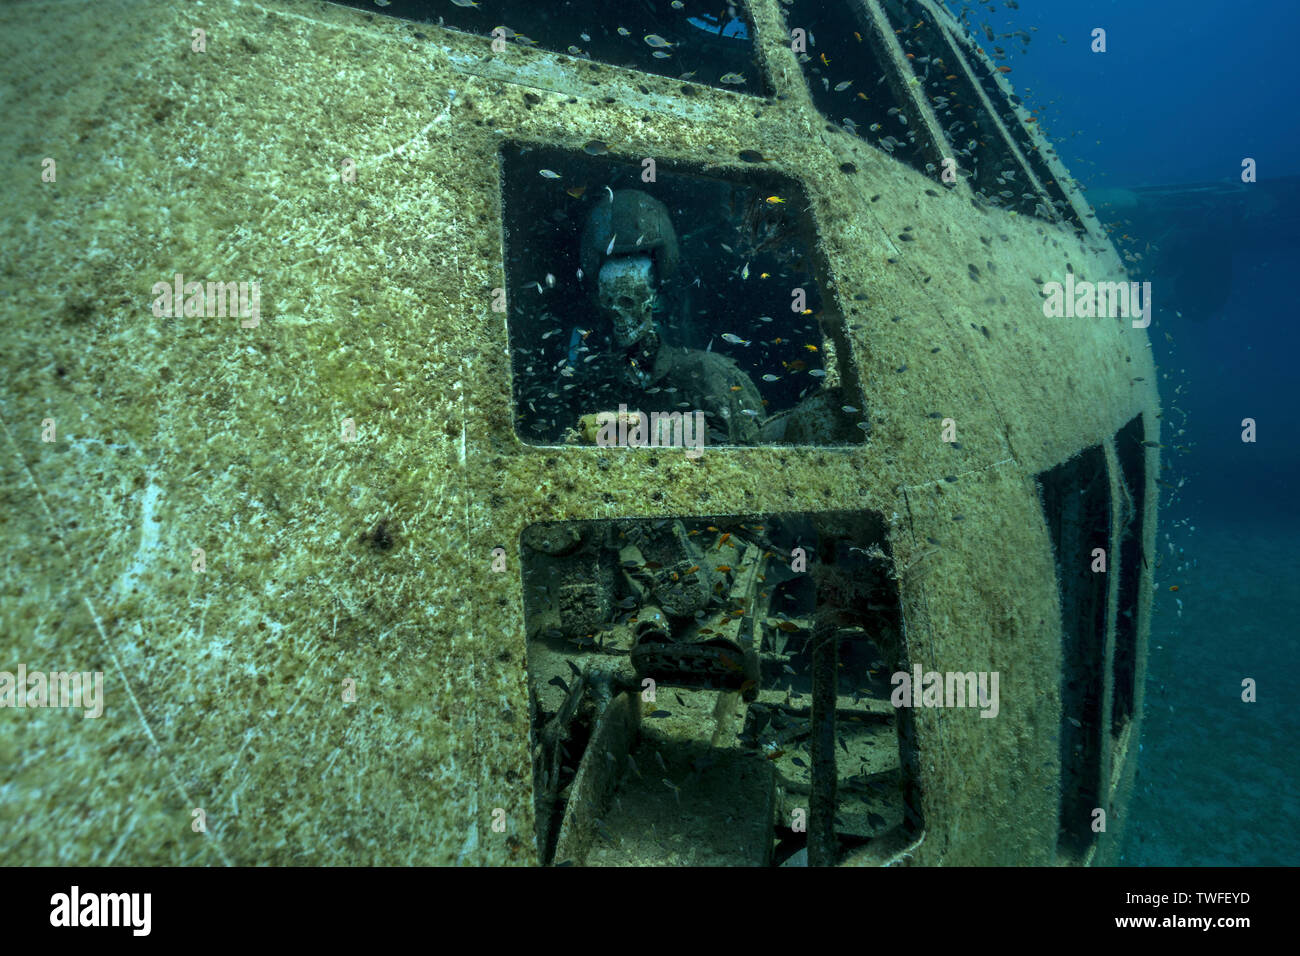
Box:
left=579, top=189, right=763, bottom=443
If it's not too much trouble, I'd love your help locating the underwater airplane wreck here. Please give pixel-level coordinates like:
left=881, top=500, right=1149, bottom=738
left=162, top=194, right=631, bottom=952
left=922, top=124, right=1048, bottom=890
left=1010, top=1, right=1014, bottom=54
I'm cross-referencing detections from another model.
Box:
left=0, top=0, right=1159, bottom=866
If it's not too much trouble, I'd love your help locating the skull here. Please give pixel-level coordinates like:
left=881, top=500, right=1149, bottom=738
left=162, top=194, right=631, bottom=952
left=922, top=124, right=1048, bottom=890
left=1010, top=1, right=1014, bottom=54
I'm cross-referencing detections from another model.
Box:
left=597, top=255, right=657, bottom=347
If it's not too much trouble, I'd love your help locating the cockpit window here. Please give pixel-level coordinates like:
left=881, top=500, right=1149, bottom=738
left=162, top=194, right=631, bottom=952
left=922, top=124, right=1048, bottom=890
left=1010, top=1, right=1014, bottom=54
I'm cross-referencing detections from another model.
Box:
left=521, top=511, right=921, bottom=866
left=937, top=5, right=1086, bottom=230
left=500, top=141, right=868, bottom=449
left=778, top=0, right=939, bottom=176
left=328, top=0, right=768, bottom=96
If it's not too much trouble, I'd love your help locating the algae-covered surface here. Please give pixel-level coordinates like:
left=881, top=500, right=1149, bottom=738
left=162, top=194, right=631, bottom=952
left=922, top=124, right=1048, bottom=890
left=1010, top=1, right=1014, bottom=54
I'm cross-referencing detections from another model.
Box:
left=0, top=0, right=1157, bottom=865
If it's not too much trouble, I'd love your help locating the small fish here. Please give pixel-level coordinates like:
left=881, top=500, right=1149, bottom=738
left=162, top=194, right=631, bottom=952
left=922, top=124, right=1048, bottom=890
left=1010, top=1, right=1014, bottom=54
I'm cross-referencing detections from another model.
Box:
left=449, top=0, right=478, bottom=7
left=791, top=757, right=808, bottom=769
left=741, top=262, right=750, bottom=279
left=644, top=34, right=674, bottom=48
left=808, top=368, right=826, bottom=378
left=617, top=26, right=630, bottom=37
left=672, top=0, right=685, bottom=7
left=721, top=333, right=750, bottom=346
left=539, top=169, right=561, bottom=179
left=565, top=185, right=587, bottom=198
left=760, top=272, right=771, bottom=279
left=803, top=343, right=819, bottom=352
left=717, top=652, right=743, bottom=672
left=841, top=405, right=859, bottom=413
left=764, top=195, right=786, bottom=205
left=762, top=374, right=781, bottom=382
left=996, top=66, right=1012, bottom=73
left=719, top=72, right=746, bottom=84
left=652, top=50, right=671, bottom=58
left=834, top=81, right=852, bottom=92
left=607, top=233, right=617, bottom=255
left=648, top=710, right=672, bottom=718
left=654, top=751, right=668, bottom=772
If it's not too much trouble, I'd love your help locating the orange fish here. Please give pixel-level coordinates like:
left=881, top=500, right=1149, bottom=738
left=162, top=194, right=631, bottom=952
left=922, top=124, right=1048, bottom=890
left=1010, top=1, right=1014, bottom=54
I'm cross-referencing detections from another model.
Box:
left=717, top=532, right=733, bottom=549
left=1169, top=585, right=1179, bottom=592
left=996, top=66, right=1012, bottom=73
left=565, top=185, right=586, bottom=198
left=715, top=565, right=732, bottom=573
left=804, top=343, right=819, bottom=352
